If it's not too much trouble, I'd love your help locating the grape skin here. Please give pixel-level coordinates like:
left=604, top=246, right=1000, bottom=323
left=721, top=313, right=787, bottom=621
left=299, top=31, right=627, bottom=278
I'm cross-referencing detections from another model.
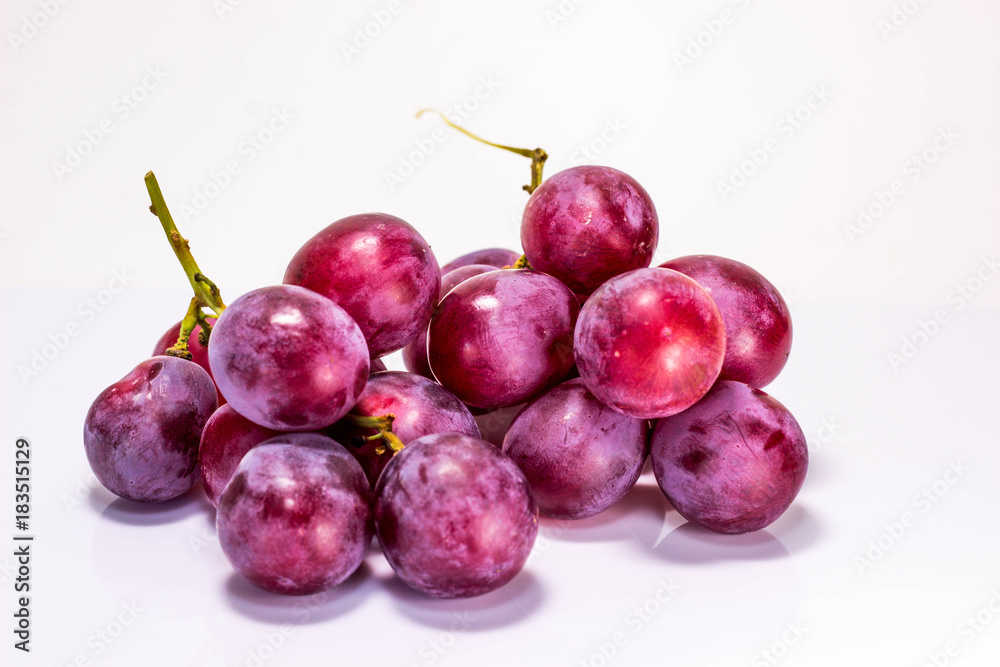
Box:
left=374, top=433, right=538, bottom=598
left=84, top=356, right=218, bottom=502
left=208, top=285, right=369, bottom=431
left=502, top=378, right=649, bottom=519
left=327, top=371, right=481, bottom=486
left=650, top=381, right=808, bottom=534
left=660, top=255, right=792, bottom=388
left=574, top=268, right=726, bottom=419
left=521, top=165, right=658, bottom=296
left=217, top=434, right=373, bottom=596
left=402, top=263, right=499, bottom=379
left=283, top=213, right=440, bottom=358
left=199, top=404, right=282, bottom=507
left=427, top=269, right=579, bottom=409
left=152, top=318, right=224, bottom=404
left=440, top=247, right=520, bottom=274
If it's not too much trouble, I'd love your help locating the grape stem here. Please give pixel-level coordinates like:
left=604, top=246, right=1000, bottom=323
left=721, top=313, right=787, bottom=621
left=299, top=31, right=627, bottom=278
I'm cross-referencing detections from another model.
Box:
left=342, top=413, right=406, bottom=455
left=144, top=171, right=227, bottom=356
left=415, top=109, right=548, bottom=194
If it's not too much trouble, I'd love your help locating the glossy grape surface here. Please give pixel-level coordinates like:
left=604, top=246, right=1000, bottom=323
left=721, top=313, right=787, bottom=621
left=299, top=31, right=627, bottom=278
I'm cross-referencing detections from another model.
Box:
left=199, top=404, right=282, bottom=507
left=650, top=381, right=808, bottom=534
left=217, top=434, right=373, bottom=595
left=660, top=255, right=792, bottom=388
left=208, top=285, right=369, bottom=431
left=427, top=269, right=579, bottom=409
left=374, top=433, right=537, bottom=598
left=521, top=165, right=658, bottom=295
left=328, top=371, right=481, bottom=486
left=283, top=213, right=440, bottom=358
left=440, top=247, right=520, bottom=274
left=502, top=378, right=649, bottom=519
left=401, top=263, right=499, bottom=379
left=84, top=356, right=218, bottom=502
left=574, top=268, right=725, bottom=419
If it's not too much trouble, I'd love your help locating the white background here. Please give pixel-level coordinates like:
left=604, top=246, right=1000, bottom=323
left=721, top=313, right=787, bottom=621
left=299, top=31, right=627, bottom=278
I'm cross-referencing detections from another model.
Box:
left=2, top=1, right=1000, bottom=666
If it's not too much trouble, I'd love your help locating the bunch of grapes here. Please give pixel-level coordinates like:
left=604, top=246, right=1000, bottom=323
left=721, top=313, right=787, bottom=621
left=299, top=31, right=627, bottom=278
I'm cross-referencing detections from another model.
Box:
left=83, top=118, right=807, bottom=600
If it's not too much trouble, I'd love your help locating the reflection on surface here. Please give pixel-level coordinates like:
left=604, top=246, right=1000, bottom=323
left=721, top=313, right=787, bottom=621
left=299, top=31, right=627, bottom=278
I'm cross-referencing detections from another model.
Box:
left=384, top=569, right=544, bottom=632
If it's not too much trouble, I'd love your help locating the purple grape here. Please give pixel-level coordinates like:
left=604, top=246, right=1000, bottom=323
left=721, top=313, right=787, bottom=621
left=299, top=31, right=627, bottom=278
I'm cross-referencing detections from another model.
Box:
left=217, top=434, right=373, bottom=595
left=650, top=381, right=808, bottom=534
left=370, top=358, right=388, bottom=374
left=574, top=268, right=726, bottom=419
left=660, top=255, right=792, bottom=388
left=440, top=247, right=521, bottom=274
left=521, top=165, right=658, bottom=296
left=283, top=213, right=440, bottom=358
left=327, top=371, right=481, bottom=486
left=502, top=378, right=649, bottom=519
left=402, top=264, right=500, bottom=379
left=152, top=318, right=225, bottom=404
left=208, top=285, right=369, bottom=431
left=199, top=404, right=282, bottom=507
left=374, top=433, right=537, bottom=598
left=84, top=356, right=218, bottom=502
left=427, top=269, right=579, bottom=409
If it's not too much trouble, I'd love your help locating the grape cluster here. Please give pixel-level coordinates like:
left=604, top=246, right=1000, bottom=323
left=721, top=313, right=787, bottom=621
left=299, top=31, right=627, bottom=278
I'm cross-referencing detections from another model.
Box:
left=85, top=154, right=807, bottom=600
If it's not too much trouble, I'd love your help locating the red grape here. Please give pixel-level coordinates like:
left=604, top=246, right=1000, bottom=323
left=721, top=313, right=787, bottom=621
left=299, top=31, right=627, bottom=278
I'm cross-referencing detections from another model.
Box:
left=650, top=381, right=808, bottom=534
left=502, top=378, right=649, bottom=519
left=217, top=434, right=372, bottom=595
left=521, top=165, right=658, bottom=295
left=283, top=213, right=440, bottom=358
left=208, top=285, right=369, bottom=431
left=199, top=404, right=281, bottom=507
left=152, top=318, right=225, bottom=404
left=327, top=371, right=481, bottom=486
left=374, top=433, right=537, bottom=598
left=427, top=269, right=579, bottom=409
left=440, top=247, right=520, bottom=274
left=659, top=255, right=792, bottom=388
left=401, top=263, right=499, bottom=379
left=84, top=356, right=218, bottom=502
left=574, top=268, right=725, bottom=419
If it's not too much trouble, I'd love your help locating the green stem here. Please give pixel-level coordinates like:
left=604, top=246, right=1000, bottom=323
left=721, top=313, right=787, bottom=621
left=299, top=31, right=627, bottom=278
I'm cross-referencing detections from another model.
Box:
left=164, top=297, right=201, bottom=360
left=144, top=171, right=226, bottom=316
left=342, top=413, right=406, bottom=454
left=415, top=109, right=548, bottom=194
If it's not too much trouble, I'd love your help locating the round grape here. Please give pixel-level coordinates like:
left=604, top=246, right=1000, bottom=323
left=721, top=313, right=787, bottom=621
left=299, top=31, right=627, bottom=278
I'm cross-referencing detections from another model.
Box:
left=650, top=381, right=808, bottom=534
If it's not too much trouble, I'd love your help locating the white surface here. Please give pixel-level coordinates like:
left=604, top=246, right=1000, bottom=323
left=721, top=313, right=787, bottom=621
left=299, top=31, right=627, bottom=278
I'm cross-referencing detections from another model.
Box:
left=3, top=1, right=1000, bottom=666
